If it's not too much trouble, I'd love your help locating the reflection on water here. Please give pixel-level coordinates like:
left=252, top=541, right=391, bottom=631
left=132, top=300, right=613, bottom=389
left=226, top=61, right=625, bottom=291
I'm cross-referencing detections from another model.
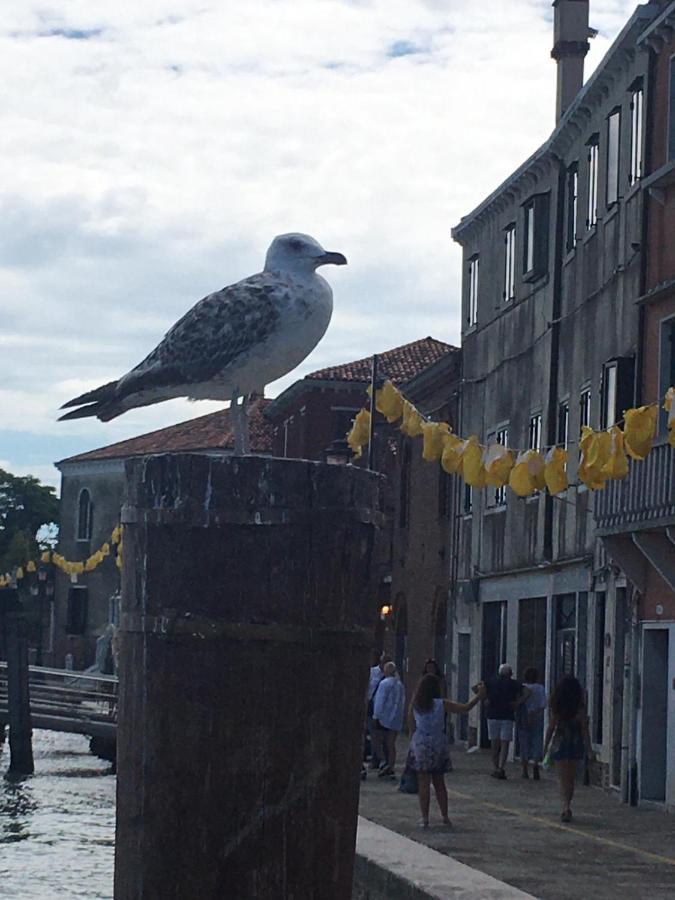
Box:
left=0, top=731, right=115, bottom=899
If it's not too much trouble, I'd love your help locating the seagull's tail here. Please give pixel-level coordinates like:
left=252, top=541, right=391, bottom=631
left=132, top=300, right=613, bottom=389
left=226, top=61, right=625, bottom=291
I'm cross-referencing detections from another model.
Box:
left=58, top=381, right=123, bottom=422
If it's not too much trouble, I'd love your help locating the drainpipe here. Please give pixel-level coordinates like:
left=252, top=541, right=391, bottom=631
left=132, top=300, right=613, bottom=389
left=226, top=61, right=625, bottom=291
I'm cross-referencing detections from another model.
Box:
left=544, top=158, right=567, bottom=561
left=625, top=42, right=658, bottom=807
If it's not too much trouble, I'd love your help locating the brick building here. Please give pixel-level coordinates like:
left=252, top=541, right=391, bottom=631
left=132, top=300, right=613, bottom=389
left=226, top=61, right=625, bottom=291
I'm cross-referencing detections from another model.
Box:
left=265, top=336, right=461, bottom=698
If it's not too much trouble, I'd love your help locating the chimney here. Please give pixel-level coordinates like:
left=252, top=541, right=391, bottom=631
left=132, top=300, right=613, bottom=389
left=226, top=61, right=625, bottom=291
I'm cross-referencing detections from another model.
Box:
left=551, top=0, right=591, bottom=123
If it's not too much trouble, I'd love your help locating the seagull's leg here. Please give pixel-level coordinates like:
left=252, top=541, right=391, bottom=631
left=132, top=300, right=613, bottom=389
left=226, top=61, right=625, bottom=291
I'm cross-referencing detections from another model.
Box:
left=231, top=389, right=244, bottom=455
left=240, top=394, right=251, bottom=455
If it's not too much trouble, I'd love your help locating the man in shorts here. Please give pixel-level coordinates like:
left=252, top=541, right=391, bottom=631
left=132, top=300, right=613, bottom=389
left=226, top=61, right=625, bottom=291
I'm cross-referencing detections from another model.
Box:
left=485, top=663, right=530, bottom=779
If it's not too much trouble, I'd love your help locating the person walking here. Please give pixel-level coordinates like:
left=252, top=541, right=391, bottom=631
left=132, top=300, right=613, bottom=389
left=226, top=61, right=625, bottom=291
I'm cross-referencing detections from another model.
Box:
left=366, top=652, right=388, bottom=770
left=372, top=662, right=405, bottom=779
left=543, top=674, right=591, bottom=823
left=408, top=674, right=485, bottom=828
left=485, top=663, right=530, bottom=779
left=517, top=667, right=547, bottom=780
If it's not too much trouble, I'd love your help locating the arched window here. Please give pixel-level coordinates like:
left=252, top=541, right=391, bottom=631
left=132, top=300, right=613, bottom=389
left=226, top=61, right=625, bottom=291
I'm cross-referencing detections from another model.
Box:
left=77, top=488, right=93, bottom=541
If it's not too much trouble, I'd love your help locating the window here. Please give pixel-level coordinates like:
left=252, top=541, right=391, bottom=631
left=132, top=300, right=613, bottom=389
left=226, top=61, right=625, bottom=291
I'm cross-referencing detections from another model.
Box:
left=557, top=400, right=569, bottom=447
left=566, top=164, right=578, bottom=252
left=504, top=224, right=516, bottom=302
left=467, top=255, right=479, bottom=327
left=587, top=135, right=599, bottom=228
left=601, top=357, right=635, bottom=429
left=524, top=202, right=535, bottom=273
left=463, top=483, right=473, bottom=515
left=629, top=81, right=643, bottom=185
left=606, top=108, right=621, bottom=207
left=580, top=387, right=592, bottom=429
left=669, top=58, right=675, bottom=162
left=528, top=414, right=542, bottom=451
left=488, top=427, right=508, bottom=507
left=659, top=317, right=675, bottom=432
left=66, top=587, right=88, bottom=636
left=438, top=469, right=452, bottom=520
left=77, top=488, right=93, bottom=541
left=522, top=194, right=549, bottom=279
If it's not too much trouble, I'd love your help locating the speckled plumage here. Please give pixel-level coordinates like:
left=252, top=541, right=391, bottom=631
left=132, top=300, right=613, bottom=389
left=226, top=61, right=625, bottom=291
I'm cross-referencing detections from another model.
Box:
left=59, top=233, right=347, bottom=424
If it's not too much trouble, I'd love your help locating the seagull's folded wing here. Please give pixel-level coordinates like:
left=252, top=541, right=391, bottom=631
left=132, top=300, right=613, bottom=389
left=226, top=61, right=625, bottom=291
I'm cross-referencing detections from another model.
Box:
left=117, top=273, right=283, bottom=397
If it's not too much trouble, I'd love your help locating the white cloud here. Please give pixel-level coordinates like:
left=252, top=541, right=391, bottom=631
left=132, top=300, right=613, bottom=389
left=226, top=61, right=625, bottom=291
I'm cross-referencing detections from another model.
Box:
left=0, top=0, right=639, bottom=479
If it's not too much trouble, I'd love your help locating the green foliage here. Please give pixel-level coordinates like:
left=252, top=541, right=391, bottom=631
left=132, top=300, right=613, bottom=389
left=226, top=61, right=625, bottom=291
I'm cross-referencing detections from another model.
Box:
left=0, top=468, right=60, bottom=572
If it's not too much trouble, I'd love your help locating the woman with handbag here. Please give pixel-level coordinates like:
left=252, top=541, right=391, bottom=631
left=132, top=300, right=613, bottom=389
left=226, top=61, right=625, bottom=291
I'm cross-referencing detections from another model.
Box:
left=543, top=675, right=591, bottom=823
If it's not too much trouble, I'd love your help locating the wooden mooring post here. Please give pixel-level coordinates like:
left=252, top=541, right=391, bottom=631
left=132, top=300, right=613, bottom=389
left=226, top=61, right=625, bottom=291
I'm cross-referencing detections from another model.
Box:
left=0, top=586, right=34, bottom=776
left=114, top=455, right=385, bottom=900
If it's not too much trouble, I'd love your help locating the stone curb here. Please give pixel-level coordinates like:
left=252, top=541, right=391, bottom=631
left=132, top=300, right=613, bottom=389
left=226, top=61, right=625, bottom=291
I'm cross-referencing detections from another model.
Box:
left=354, top=816, right=539, bottom=899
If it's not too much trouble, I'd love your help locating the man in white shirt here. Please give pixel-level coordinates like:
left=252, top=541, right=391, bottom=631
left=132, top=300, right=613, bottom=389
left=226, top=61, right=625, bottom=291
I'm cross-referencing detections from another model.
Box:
left=373, top=662, right=406, bottom=778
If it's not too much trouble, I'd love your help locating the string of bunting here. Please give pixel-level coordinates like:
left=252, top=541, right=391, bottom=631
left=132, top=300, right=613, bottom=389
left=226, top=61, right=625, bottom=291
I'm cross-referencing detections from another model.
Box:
left=0, top=525, right=123, bottom=588
left=347, top=382, right=675, bottom=498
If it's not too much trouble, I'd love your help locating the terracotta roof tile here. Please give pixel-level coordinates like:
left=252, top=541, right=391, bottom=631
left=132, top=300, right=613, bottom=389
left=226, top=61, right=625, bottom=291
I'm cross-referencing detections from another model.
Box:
left=59, top=398, right=274, bottom=464
left=306, top=337, right=457, bottom=385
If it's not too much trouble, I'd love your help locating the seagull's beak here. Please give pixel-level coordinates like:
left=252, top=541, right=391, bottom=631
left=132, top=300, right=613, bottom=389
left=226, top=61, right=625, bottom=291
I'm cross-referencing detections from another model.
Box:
left=315, top=251, right=348, bottom=267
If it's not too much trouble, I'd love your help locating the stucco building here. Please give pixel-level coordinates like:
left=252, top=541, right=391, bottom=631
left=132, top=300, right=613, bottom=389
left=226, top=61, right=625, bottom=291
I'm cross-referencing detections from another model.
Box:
left=594, top=0, right=675, bottom=810
left=51, top=400, right=274, bottom=669
left=450, top=0, right=671, bottom=804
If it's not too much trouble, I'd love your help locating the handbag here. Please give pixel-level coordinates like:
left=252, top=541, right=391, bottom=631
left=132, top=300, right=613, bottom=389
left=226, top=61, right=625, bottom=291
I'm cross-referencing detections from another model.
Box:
left=398, top=766, right=418, bottom=794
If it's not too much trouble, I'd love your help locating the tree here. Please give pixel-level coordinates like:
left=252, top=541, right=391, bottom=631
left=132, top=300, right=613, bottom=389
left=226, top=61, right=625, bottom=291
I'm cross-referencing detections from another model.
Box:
left=0, top=469, right=60, bottom=573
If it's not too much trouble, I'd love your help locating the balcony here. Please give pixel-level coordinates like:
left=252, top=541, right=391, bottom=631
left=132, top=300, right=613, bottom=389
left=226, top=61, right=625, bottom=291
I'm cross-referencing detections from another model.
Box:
left=594, top=440, right=675, bottom=535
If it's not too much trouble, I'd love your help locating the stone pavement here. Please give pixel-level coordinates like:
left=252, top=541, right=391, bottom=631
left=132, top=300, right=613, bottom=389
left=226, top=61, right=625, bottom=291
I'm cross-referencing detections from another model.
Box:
left=358, top=749, right=675, bottom=900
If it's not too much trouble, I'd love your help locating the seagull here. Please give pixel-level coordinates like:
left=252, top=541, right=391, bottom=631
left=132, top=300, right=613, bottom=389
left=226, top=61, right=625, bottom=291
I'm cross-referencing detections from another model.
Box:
left=59, top=233, right=347, bottom=452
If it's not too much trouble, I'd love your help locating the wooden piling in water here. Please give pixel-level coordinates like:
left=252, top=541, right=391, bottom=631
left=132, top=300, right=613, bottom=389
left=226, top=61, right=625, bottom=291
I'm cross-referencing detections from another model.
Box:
left=114, top=455, right=385, bottom=900
left=1, top=588, right=34, bottom=776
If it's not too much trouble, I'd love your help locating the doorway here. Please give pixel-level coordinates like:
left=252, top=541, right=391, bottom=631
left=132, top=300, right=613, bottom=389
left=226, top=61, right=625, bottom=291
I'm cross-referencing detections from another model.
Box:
left=457, top=632, right=471, bottom=742
left=480, top=601, right=507, bottom=747
left=518, top=597, right=547, bottom=683
left=640, top=628, right=669, bottom=803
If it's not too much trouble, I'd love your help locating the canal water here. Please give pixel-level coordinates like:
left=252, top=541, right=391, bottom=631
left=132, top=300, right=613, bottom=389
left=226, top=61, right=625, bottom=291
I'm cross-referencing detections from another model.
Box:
left=0, top=730, right=115, bottom=898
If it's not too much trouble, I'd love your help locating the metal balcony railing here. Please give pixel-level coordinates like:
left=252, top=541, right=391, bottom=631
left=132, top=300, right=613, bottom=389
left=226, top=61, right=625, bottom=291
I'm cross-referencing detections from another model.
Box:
left=0, top=663, right=118, bottom=738
left=594, top=441, right=675, bottom=534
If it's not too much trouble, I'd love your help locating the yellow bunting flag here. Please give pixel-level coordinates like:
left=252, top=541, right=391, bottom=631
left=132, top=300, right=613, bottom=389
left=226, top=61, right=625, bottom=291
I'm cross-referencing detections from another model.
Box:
left=623, top=405, right=657, bottom=461
left=400, top=400, right=424, bottom=438
left=375, top=380, right=404, bottom=424
left=578, top=427, right=611, bottom=490
left=458, top=437, right=486, bottom=488
left=26, top=560, right=36, bottom=573
left=422, top=421, right=451, bottom=462
left=509, top=450, right=545, bottom=497
left=41, top=550, right=51, bottom=563
left=664, top=387, right=675, bottom=449
left=15, top=567, right=24, bottom=580
left=441, top=433, right=464, bottom=474
left=483, top=443, right=515, bottom=488
left=544, top=447, right=568, bottom=495
left=601, top=426, right=629, bottom=480
left=347, top=408, right=371, bottom=458
left=111, top=525, right=122, bottom=545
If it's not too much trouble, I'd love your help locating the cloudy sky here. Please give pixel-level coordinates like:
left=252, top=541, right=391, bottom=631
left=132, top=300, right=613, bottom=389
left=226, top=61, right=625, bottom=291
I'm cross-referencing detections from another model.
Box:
left=0, top=0, right=640, bottom=489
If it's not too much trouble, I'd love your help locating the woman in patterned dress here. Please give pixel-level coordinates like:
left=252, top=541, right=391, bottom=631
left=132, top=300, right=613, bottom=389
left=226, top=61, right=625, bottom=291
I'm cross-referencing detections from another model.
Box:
left=408, top=674, right=485, bottom=827
left=543, top=675, right=591, bottom=823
